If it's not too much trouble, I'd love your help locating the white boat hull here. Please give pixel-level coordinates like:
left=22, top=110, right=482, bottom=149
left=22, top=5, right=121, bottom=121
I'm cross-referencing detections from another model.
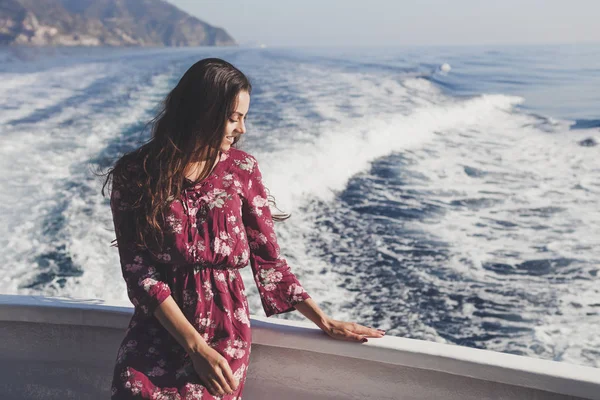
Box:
left=0, top=295, right=598, bottom=399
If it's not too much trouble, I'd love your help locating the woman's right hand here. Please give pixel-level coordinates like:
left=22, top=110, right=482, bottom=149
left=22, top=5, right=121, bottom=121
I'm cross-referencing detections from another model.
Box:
left=153, top=297, right=239, bottom=396
left=189, top=345, right=239, bottom=396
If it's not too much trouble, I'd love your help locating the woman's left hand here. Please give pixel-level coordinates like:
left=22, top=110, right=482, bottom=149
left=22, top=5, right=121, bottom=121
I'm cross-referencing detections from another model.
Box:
left=320, top=318, right=386, bottom=343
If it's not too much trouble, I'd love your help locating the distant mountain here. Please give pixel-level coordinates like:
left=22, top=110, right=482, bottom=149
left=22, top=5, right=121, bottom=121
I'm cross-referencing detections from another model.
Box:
left=0, top=0, right=236, bottom=46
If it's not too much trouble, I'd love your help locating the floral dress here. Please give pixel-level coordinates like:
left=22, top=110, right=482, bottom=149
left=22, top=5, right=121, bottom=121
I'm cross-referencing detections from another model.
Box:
left=109, top=147, right=311, bottom=399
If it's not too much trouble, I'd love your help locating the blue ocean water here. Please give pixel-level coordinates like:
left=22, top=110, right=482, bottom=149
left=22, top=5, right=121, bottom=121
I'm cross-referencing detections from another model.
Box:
left=0, top=44, right=598, bottom=367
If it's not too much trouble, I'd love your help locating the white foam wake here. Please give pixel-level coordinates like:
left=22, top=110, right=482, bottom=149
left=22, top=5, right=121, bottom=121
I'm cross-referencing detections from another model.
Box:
left=259, top=89, right=523, bottom=211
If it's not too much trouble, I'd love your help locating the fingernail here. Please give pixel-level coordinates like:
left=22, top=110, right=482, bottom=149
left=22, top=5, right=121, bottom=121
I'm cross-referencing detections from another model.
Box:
left=361, top=338, right=368, bottom=343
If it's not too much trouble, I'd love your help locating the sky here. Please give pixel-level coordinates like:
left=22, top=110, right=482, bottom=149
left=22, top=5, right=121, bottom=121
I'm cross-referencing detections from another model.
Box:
left=168, top=0, right=600, bottom=47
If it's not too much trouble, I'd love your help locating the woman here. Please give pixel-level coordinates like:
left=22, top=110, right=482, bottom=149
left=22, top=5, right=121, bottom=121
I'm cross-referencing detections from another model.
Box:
left=103, top=58, right=385, bottom=399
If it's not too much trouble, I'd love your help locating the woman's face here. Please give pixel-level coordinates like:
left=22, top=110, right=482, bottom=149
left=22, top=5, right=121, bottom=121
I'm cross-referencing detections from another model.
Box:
left=221, top=90, right=250, bottom=152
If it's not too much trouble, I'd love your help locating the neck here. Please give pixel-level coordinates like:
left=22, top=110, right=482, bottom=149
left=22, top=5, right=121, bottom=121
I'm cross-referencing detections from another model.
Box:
left=184, top=149, right=221, bottom=181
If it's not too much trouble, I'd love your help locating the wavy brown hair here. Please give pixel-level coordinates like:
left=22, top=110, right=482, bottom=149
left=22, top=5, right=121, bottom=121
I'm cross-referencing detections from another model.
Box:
left=100, top=58, right=288, bottom=256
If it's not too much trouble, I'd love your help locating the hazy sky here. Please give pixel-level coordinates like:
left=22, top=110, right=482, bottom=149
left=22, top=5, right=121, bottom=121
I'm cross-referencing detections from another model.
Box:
left=168, top=0, right=599, bottom=47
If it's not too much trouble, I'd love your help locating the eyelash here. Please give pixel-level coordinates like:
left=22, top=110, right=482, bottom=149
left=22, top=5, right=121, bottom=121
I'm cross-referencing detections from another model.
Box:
left=229, top=117, right=247, bottom=123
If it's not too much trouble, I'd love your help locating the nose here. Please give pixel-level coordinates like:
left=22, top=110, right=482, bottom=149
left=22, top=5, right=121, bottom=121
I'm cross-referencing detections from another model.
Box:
left=237, top=119, right=246, bottom=134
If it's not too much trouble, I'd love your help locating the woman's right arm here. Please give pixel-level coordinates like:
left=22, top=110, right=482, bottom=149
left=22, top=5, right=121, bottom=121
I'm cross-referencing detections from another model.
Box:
left=153, top=296, right=207, bottom=355
left=110, top=177, right=237, bottom=396
left=154, top=298, right=238, bottom=396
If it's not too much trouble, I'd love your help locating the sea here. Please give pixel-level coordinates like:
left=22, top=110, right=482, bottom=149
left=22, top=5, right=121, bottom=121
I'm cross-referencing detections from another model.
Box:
left=0, top=44, right=598, bottom=368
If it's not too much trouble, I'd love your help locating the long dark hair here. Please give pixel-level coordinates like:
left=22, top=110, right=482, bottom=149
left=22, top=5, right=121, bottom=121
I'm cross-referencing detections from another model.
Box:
left=100, top=58, right=287, bottom=255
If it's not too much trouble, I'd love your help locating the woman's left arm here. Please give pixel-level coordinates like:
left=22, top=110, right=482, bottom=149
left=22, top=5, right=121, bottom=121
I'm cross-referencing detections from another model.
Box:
left=294, top=298, right=386, bottom=343
left=240, top=155, right=385, bottom=342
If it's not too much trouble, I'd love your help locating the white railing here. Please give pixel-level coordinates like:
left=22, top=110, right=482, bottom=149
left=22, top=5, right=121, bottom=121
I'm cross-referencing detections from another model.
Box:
left=0, top=294, right=598, bottom=400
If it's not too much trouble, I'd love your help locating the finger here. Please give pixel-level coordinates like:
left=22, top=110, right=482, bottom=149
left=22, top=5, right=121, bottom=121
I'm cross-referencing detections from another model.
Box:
left=201, top=378, right=218, bottom=396
left=367, top=325, right=386, bottom=333
left=215, top=369, right=234, bottom=394
left=364, top=328, right=386, bottom=338
left=332, top=323, right=366, bottom=342
left=222, top=363, right=239, bottom=391
left=344, top=332, right=367, bottom=342
left=355, top=324, right=386, bottom=337
left=209, top=377, right=225, bottom=396
left=355, top=323, right=376, bottom=333
left=344, top=322, right=368, bottom=334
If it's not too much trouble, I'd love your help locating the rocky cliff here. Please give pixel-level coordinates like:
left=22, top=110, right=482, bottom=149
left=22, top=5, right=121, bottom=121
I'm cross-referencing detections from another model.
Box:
left=0, top=0, right=236, bottom=46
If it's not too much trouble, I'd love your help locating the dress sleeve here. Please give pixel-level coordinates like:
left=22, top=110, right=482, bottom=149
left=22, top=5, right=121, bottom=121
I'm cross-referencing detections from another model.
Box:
left=241, top=157, right=311, bottom=317
left=110, top=175, right=172, bottom=318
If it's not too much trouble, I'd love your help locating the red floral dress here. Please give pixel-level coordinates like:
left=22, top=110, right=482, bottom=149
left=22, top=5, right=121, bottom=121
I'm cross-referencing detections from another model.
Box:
left=109, top=147, right=311, bottom=399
